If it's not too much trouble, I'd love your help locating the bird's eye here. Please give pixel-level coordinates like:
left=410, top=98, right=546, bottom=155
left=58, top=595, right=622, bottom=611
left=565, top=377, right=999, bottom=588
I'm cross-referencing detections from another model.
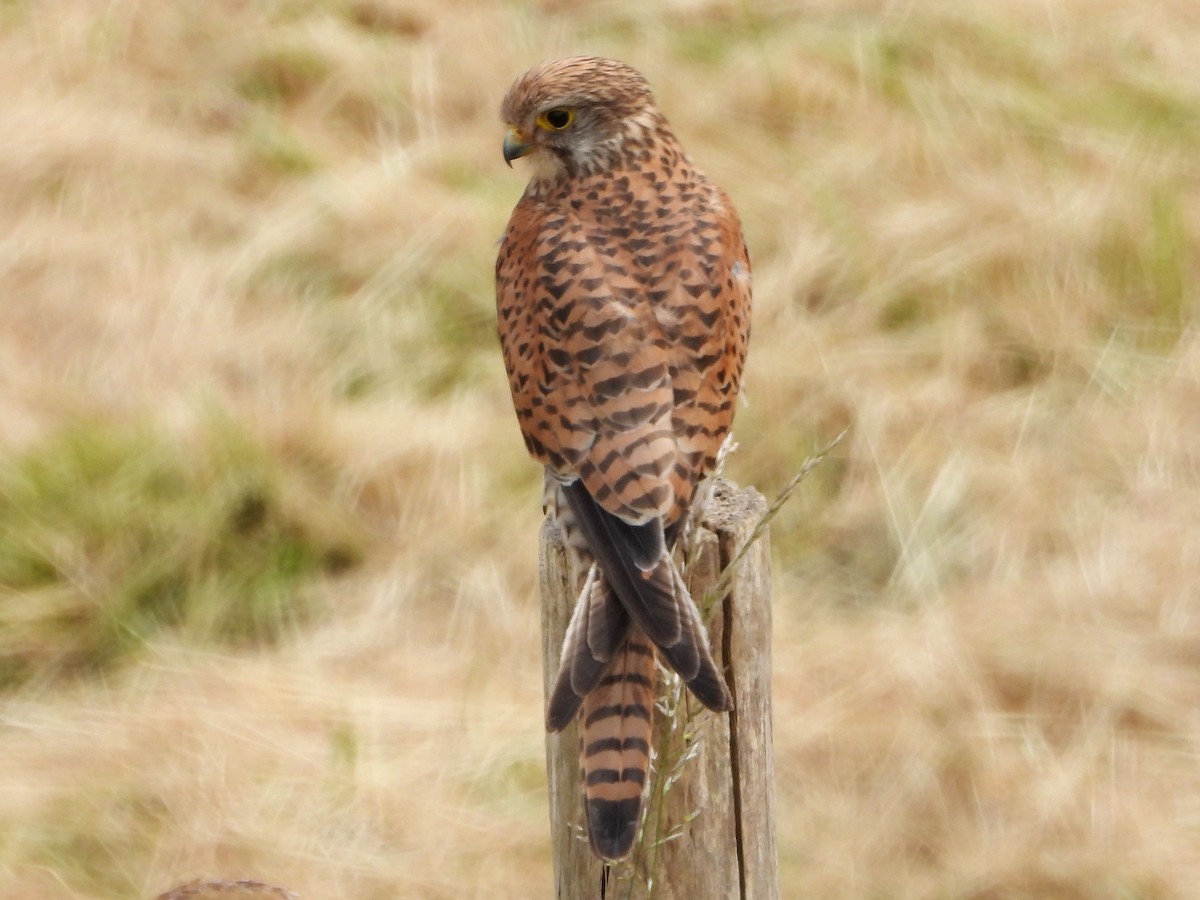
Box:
left=537, top=108, right=575, bottom=131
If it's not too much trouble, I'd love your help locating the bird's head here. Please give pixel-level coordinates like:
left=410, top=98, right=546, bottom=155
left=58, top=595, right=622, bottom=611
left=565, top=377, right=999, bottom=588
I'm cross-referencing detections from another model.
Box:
left=500, top=57, right=659, bottom=180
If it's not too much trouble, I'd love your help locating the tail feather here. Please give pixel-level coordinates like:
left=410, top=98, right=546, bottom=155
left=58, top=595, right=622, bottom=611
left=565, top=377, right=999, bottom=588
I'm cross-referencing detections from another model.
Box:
left=562, top=481, right=681, bottom=648
left=546, top=559, right=729, bottom=733
left=579, top=632, right=655, bottom=860
left=657, top=564, right=701, bottom=680
left=634, top=556, right=732, bottom=713
left=547, top=567, right=630, bottom=731
left=546, top=480, right=731, bottom=859
left=546, top=561, right=732, bottom=860
left=665, top=562, right=731, bottom=713
left=587, top=565, right=624, bottom=664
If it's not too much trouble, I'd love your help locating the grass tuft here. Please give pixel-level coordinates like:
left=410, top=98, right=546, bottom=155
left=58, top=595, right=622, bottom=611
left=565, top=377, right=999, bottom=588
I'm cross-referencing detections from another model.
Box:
left=0, top=417, right=363, bottom=688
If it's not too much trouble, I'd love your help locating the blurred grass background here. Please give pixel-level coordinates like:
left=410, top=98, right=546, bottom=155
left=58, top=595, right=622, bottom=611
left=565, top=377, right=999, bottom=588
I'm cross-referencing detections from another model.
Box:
left=1, top=1, right=1199, bottom=897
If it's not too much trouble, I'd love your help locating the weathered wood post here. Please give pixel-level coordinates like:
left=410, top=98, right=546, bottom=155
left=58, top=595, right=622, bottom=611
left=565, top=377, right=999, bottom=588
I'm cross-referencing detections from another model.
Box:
left=539, top=479, right=779, bottom=899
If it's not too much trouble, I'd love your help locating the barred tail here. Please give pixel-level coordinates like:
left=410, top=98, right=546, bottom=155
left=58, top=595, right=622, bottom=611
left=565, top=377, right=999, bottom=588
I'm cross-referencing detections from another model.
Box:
left=579, top=630, right=656, bottom=860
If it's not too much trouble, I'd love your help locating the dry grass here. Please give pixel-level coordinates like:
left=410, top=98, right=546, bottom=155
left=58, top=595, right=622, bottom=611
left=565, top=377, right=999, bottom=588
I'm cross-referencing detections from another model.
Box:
left=1, top=0, right=1198, bottom=897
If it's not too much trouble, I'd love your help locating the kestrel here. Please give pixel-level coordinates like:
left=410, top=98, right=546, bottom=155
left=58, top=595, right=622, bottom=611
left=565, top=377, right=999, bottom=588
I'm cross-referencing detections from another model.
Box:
left=495, top=57, right=751, bottom=860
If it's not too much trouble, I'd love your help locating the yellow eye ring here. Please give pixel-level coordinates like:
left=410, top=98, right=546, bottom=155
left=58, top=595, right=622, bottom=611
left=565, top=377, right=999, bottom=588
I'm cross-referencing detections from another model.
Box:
left=536, top=108, right=575, bottom=131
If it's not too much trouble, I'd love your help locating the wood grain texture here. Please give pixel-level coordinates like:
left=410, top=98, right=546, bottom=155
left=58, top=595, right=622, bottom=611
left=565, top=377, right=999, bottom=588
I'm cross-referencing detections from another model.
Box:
left=540, top=517, right=609, bottom=896
left=539, top=479, right=778, bottom=899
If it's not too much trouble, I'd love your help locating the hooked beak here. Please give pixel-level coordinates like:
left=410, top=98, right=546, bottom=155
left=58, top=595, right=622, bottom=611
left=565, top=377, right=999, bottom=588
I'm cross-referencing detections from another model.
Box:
left=503, top=128, right=532, bottom=167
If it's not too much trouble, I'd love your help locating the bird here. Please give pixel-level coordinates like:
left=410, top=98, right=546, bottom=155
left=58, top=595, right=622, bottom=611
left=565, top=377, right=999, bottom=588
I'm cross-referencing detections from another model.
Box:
left=495, top=56, right=751, bottom=861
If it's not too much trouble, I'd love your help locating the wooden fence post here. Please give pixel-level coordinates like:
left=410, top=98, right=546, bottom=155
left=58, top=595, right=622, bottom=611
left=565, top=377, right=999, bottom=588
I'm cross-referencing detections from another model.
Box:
left=539, top=479, right=778, bottom=899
